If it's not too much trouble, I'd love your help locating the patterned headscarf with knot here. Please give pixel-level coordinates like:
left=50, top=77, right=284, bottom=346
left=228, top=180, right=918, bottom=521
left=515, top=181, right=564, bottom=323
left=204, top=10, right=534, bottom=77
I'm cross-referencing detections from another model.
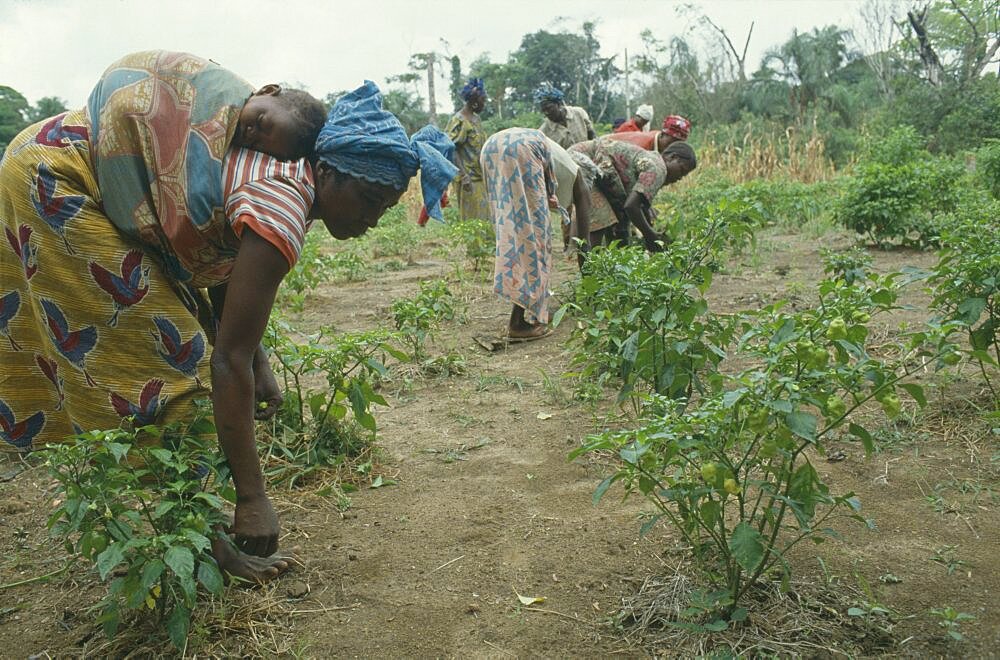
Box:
left=662, top=115, right=692, bottom=140
left=533, top=82, right=564, bottom=105
left=460, top=78, right=485, bottom=101
left=314, top=81, right=458, bottom=220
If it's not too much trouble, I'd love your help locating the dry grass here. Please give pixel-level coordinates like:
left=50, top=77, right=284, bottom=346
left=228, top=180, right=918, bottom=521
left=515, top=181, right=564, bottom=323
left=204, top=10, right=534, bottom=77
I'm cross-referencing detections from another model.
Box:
left=610, top=566, right=898, bottom=657
left=692, top=121, right=836, bottom=184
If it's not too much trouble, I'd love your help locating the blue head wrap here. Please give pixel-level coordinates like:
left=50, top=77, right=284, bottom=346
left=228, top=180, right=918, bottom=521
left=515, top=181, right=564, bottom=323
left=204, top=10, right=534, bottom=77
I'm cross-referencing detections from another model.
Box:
left=460, top=78, right=485, bottom=101
left=533, top=83, right=564, bottom=105
left=314, top=80, right=458, bottom=220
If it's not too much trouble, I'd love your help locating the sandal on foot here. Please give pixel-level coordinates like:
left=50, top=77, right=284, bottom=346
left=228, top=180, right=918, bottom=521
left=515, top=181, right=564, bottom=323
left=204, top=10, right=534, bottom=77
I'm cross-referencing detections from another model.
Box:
left=507, top=325, right=554, bottom=343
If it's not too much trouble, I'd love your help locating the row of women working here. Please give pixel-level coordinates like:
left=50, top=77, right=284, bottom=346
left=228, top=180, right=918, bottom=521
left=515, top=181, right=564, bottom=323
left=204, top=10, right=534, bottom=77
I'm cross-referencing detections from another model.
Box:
left=0, top=52, right=692, bottom=580
left=445, top=78, right=698, bottom=341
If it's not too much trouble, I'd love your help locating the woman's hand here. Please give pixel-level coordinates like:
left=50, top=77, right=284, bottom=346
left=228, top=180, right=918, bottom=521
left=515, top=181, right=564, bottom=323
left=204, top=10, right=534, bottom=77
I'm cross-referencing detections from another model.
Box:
left=644, top=232, right=668, bottom=253
left=252, top=344, right=282, bottom=420
left=230, top=493, right=280, bottom=557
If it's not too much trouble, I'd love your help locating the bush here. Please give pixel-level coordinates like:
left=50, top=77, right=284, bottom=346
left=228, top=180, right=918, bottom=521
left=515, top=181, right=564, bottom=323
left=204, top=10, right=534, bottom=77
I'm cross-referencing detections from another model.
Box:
left=445, top=215, right=494, bottom=273
left=835, top=126, right=965, bottom=248
left=391, top=280, right=457, bottom=361
left=659, top=178, right=839, bottom=234
left=975, top=139, right=1000, bottom=199
left=560, top=201, right=754, bottom=410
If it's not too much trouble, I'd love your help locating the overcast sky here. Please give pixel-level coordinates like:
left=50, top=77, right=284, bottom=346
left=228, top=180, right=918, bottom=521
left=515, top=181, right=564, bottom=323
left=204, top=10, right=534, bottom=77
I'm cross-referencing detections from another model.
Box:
left=1, top=0, right=868, bottom=108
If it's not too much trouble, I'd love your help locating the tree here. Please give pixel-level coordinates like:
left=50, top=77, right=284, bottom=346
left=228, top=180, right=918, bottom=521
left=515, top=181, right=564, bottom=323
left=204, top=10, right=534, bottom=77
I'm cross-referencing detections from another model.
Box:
left=758, top=26, right=858, bottom=117
left=896, top=0, right=1000, bottom=86
left=409, top=52, right=439, bottom=126
left=0, top=85, right=30, bottom=155
left=852, top=0, right=904, bottom=100
left=27, top=96, right=68, bottom=123
left=381, top=88, right=429, bottom=135
left=468, top=55, right=520, bottom=119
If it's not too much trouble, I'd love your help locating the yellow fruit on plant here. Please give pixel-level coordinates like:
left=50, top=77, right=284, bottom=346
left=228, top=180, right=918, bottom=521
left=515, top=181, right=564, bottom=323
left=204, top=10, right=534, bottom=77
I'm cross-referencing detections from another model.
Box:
left=810, top=348, right=830, bottom=370
left=852, top=311, right=871, bottom=323
left=748, top=409, right=770, bottom=433
left=827, top=318, right=848, bottom=340
left=795, top=340, right=815, bottom=361
left=826, top=395, right=847, bottom=419
left=701, top=462, right=718, bottom=482
left=90, top=534, right=107, bottom=555
left=881, top=394, right=902, bottom=419
left=724, top=478, right=740, bottom=495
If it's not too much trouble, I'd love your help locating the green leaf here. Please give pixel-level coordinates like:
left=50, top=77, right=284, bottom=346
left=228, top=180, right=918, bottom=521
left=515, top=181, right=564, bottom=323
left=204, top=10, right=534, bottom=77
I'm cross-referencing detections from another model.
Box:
left=847, top=607, right=865, bottom=617
left=970, top=322, right=996, bottom=351
left=593, top=475, right=616, bottom=505
left=96, top=543, right=126, bottom=581
left=785, top=411, right=818, bottom=441
left=898, top=382, right=926, bottom=407
left=98, top=603, right=121, bottom=639
left=848, top=423, right=875, bottom=454
left=638, top=514, right=661, bottom=537
left=956, top=297, right=987, bottom=325
left=551, top=304, right=569, bottom=328
left=139, top=559, right=165, bottom=592
left=107, top=442, right=130, bottom=463
left=769, top=319, right=796, bottom=346
left=152, top=500, right=176, bottom=519
left=182, top=529, right=212, bottom=553
left=164, top=545, right=195, bottom=582
left=728, top=522, right=765, bottom=573
left=700, top=499, right=720, bottom=525
left=166, top=604, right=191, bottom=650
left=198, top=559, right=224, bottom=595
left=722, top=388, right=745, bottom=409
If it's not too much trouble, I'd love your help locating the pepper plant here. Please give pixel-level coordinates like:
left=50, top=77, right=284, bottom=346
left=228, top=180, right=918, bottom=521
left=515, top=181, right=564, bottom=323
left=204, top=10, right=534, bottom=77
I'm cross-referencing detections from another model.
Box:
left=557, top=201, right=754, bottom=412
left=391, top=280, right=457, bottom=362
left=46, top=411, right=229, bottom=649
left=262, top=318, right=406, bottom=486
left=574, top=272, right=944, bottom=626
left=928, top=198, right=1000, bottom=404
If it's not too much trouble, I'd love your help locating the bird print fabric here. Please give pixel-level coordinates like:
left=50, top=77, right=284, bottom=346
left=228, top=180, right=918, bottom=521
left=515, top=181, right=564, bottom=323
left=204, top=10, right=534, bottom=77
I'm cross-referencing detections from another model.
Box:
left=0, top=109, right=211, bottom=448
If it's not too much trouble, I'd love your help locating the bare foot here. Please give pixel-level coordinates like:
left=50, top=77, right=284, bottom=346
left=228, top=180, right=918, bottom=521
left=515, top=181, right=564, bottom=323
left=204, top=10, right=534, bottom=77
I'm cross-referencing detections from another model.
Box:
left=211, top=535, right=294, bottom=584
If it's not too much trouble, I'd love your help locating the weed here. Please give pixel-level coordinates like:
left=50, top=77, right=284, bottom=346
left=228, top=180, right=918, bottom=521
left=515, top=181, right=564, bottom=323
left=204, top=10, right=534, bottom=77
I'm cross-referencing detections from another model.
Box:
left=476, top=373, right=526, bottom=393
left=929, top=546, right=966, bottom=575
left=539, top=369, right=570, bottom=407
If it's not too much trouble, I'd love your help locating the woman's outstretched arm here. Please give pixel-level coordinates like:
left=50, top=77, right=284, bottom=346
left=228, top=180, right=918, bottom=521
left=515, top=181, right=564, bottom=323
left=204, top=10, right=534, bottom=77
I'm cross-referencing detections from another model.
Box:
left=210, top=229, right=290, bottom=557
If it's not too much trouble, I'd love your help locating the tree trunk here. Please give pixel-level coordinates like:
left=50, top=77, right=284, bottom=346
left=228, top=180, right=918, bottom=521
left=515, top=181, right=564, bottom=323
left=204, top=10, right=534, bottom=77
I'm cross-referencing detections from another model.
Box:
left=907, top=6, right=944, bottom=86
left=426, top=52, right=437, bottom=126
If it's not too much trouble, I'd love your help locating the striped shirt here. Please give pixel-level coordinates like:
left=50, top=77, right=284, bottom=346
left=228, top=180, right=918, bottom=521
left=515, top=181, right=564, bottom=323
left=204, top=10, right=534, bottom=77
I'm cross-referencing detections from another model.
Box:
left=223, top=147, right=316, bottom=268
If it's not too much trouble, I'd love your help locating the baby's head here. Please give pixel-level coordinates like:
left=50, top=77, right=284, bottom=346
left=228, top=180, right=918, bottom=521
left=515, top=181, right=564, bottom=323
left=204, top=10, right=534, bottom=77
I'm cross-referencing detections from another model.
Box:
left=235, top=85, right=326, bottom=161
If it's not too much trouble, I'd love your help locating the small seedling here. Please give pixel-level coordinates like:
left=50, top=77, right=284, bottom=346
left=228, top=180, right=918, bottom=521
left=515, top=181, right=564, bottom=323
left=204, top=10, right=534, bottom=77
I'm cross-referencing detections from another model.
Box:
left=930, top=607, right=975, bottom=641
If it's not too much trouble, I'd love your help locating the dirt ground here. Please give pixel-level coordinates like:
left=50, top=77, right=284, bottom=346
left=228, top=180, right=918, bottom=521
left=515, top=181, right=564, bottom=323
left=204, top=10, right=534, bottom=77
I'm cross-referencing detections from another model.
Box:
left=1, top=221, right=998, bottom=658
